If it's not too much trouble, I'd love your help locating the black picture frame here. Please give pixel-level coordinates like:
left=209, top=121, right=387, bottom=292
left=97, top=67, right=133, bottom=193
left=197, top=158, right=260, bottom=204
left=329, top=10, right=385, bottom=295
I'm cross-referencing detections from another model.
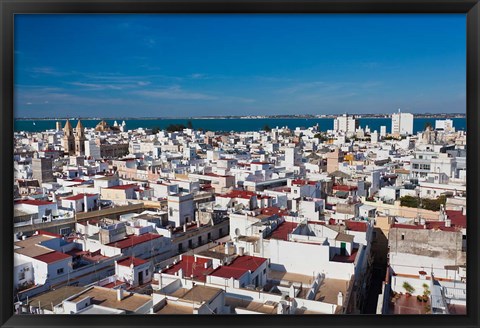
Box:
left=1, top=1, right=479, bottom=328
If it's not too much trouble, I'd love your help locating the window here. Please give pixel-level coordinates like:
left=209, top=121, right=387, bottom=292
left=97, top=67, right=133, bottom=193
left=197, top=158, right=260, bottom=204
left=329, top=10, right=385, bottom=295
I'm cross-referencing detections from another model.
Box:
left=207, top=232, right=211, bottom=241
left=263, top=269, right=266, bottom=274
left=146, top=269, right=149, bottom=276
left=18, top=271, right=25, bottom=281
left=60, top=227, right=72, bottom=236
left=401, top=233, right=405, bottom=241
left=57, top=268, right=64, bottom=275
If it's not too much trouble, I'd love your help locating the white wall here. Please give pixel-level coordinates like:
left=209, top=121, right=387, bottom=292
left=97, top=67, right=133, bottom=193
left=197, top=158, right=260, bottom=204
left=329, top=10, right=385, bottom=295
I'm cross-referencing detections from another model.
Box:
left=264, top=239, right=330, bottom=276
left=389, top=252, right=461, bottom=280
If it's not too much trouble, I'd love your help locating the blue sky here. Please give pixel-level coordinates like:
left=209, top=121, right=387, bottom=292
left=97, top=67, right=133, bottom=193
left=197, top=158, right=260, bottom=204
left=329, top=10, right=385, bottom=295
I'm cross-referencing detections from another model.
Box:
left=14, top=14, right=466, bottom=118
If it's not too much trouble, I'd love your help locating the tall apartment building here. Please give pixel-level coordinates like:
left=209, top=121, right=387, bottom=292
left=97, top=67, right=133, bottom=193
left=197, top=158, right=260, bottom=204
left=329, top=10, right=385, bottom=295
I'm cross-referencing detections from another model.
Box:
left=334, top=113, right=358, bottom=134
left=391, top=109, right=414, bottom=135
left=31, top=157, right=54, bottom=183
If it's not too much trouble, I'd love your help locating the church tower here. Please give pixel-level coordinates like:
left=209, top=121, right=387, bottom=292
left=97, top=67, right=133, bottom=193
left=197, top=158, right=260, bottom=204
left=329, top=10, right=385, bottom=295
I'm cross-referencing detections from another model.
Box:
left=75, top=120, right=86, bottom=156
left=63, top=120, right=75, bottom=155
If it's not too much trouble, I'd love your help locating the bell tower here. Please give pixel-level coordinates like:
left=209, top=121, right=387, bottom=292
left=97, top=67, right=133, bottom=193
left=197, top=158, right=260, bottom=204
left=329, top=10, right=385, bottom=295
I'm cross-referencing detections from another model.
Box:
left=75, top=120, right=86, bottom=156
left=63, top=120, right=75, bottom=155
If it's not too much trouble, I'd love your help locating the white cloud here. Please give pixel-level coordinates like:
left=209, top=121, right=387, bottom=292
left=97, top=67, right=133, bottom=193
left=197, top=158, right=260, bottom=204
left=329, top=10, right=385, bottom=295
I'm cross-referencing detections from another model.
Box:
left=133, top=86, right=217, bottom=100
left=30, top=67, right=66, bottom=76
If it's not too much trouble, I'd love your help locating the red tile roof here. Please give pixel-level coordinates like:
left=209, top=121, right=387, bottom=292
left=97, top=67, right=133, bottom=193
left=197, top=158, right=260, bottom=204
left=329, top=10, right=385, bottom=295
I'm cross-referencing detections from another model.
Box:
left=260, top=206, right=289, bottom=217
left=163, top=255, right=214, bottom=282
left=228, top=255, right=267, bottom=271
left=392, top=211, right=466, bottom=231
left=66, top=249, right=89, bottom=257
left=209, top=255, right=267, bottom=279
left=307, top=220, right=326, bottom=226
left=269, top=221, right=298, bottom=241
left=33, top=251, right=71, bottom=263
left=15, top=199, right=54, bottom=206
left=219, top=190, right=257, bottom=200
left=102, top=280, right=128, bottom=289
left=332, top=248, right=359, bottom=263
left=345, top=220, right=368, bottom=232
left=333, top=185, right=357, bottom=191
left=205, top=173, right=231, bottom=178
left=117, top=256, right=149, bottom=267
left=106, top=233, right=162, bottom=249
left=106, top=184, right=138, bottom=190
left=445, top=210, right=466, bottom=228
left=63, top=193, right=97, bottom=201
left=70, top=179, right=87, bottom=183
left=292, top=179, right=318, bottom=186
left=391, top=223, right=424, bottom=230
left=209, top=266, right=248, bottom=279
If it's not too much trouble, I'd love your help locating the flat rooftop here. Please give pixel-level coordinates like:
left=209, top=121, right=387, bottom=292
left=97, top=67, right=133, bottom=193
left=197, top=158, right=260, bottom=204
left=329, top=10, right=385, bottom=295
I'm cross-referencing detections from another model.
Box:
left=15, top=235, right=54, bottom=248
left=389, top=294, right=431, bottom=314
left=69, top=286, right=151, bottom=312
left=179, top=285, right=222, bottom=303
left=27, top=286, right=89, bottom=311
left=268, top=270, right=315, bottom=285
left=155, top=302, right=193, bottom=314
left=237, top=236, right=260, bottom=243
left=315, top=278, right=349, bottom=305
left=15, top=244, right=54, bottom=258
left=225, top=296, right=277, bottom=314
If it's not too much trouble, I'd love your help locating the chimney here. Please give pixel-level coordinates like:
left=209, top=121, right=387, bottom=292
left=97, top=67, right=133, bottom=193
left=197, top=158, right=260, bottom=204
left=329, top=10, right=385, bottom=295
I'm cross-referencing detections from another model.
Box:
left=116, top=288, right=125, bottom=301
left=83, top=194, right=88, bottom=212
left=183, top=224, right=187, bottom=233
left=204, top=262, right=208, bottom=269
left=178, top=268, right=184, bottom=278
left=238, top=247, right=244, bottom=256
left=196, top=220, right=201, bottom=228
left=289, top=284, right=296, bottom=298
left=445, top=219, right=451, bottom=228
left=337, top=292, right=344, bottom=306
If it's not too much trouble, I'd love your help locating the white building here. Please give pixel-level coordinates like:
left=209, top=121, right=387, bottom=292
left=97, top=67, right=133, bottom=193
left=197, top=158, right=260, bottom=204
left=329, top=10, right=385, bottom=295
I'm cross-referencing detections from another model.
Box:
left=167, top=193, right=194, bottom=227
left=391, top=110, right=414, bottom=135
left=435, top=119, right=455, bottom=133
left=334, top=114, right=358, bottom=134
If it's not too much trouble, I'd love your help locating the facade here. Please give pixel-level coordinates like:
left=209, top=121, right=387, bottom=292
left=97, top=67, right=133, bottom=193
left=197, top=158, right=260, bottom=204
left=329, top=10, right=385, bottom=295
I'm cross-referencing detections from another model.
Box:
left=391, top=110, right=414, bottom=135
left=334, top=114, right=358, bottom=135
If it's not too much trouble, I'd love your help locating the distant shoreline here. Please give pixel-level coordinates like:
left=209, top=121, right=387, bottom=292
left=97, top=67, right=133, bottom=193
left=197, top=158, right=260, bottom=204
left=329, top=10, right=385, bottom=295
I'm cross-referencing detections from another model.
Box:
left=14, top=113, right=466, bottom=121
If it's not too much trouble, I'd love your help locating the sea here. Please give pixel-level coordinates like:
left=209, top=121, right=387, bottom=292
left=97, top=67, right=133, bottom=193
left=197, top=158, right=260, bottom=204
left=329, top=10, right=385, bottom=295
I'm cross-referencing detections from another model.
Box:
left=14, top=117, right=467, bottom=134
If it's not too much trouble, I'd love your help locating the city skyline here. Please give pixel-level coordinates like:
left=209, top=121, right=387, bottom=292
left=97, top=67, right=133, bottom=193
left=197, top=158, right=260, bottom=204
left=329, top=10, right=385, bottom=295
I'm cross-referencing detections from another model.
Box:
left=15, top=14, right=466, bottom=118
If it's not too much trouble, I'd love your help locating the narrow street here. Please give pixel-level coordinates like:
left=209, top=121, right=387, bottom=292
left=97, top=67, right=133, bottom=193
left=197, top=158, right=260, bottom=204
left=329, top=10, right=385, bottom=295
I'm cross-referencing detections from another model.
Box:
left=363, top=227, right=389, bottom=314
